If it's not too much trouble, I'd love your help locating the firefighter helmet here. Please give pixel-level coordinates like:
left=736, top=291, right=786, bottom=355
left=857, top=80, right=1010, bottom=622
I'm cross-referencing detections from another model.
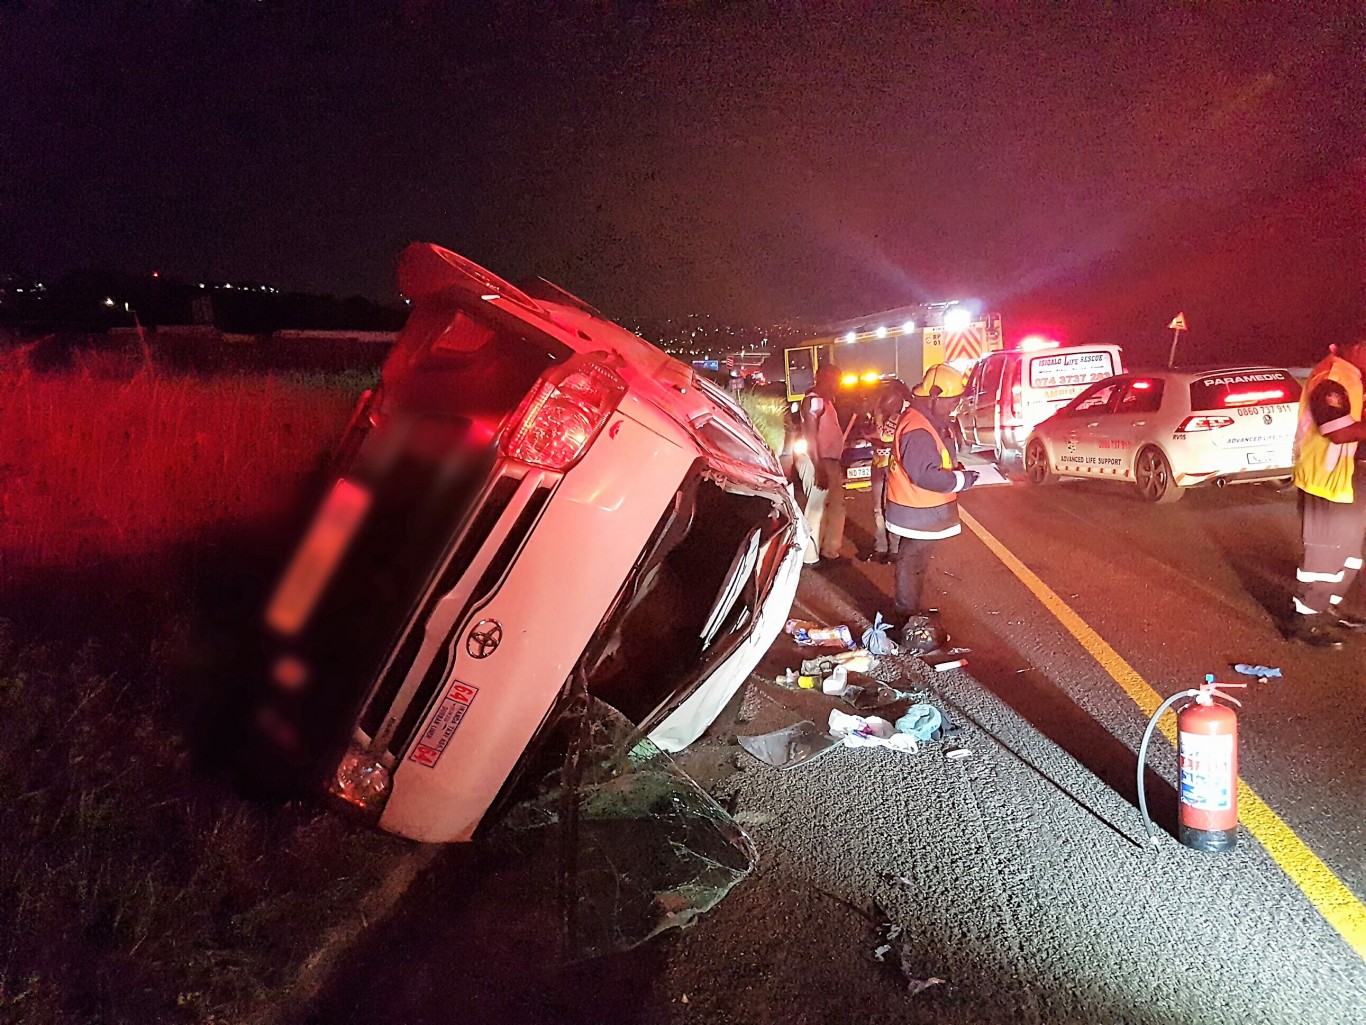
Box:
left=912, top=364, right=966, bottom=399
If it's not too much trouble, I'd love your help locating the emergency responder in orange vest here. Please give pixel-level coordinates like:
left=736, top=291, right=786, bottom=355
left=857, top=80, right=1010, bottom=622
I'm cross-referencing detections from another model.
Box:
left=885, top=364, right=978, bottom=627
left=1288, top=334, right=1366, bottom=647
left=799, top=363, right=848, bottom=567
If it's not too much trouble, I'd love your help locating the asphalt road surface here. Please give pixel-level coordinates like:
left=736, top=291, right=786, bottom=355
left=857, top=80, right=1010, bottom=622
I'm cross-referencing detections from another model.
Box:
left=306, top=465, right=1366, bottom=1025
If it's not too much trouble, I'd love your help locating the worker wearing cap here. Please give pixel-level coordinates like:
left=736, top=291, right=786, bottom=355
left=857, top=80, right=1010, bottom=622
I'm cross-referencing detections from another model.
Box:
left=1289, top=334, right=1366, bottom=648
left=884, top=363, right=978, bottom=626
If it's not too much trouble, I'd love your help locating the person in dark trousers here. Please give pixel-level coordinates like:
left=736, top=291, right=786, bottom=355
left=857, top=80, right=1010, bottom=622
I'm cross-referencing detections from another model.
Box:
left=885, top=364, right=978, bottom=627
left=1288, top=334, right=1366, bottom=647
left=799, top=363, right=849, bottom=567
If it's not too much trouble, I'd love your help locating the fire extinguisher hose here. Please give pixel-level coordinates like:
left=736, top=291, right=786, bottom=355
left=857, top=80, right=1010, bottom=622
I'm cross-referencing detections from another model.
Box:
left=1136, top=689, right=1200, bottom=847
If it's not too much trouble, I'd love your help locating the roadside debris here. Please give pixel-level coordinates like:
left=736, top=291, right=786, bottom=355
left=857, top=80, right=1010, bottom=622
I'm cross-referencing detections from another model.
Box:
left=894, top=703, right=944, bottom=743
left=906, top=976, right=947, bottom=997
left=921, top=647, right=970, bottom=672
left=737, top=720, right=840, bottom=769
left=872, top=916, right=947, bottom=997
left=899, top=614, right=945, bottom=656
left=499, top=700, right=755, bottom=960
left=943, top=745, right=974, bottom=760
left=1234, top=663, right=1282, bottom=680
left=784, top=618, right=856, bottom=648
left=829, top=709, right=919, bottom=753
left=862, top=612, right=901, bottom=656
left=843, top=683, right=926, bottom=711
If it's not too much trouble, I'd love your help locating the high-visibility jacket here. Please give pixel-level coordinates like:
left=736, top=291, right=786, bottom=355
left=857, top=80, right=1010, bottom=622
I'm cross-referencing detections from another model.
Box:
left=1293, top=355, right=1363, bottom=504
left=885, top=407, right=962, bottom=538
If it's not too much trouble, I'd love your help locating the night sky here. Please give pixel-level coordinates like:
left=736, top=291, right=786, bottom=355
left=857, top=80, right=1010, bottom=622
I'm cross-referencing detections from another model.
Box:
left=2, top=2, right=1361, bottom=364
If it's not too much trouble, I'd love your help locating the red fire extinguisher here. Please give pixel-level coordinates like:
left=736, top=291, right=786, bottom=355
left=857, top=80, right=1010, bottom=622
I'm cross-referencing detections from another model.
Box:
left=1137, top=675, right=1246, bottom=853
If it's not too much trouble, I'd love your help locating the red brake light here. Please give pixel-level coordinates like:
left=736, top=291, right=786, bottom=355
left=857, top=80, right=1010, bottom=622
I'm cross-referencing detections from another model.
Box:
left=1131, top=380, right=1151, bottom=390
left=1221, top=388, right=1285, bottom=406
left=1177, top=415, right=1235, bottom=433
left=502, top=357, right=627, bottom=470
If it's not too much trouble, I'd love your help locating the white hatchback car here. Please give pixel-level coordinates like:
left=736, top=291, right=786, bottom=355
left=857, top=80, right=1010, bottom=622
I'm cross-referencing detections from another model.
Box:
left=255, top=242, right=806, bottom=843
left=1023, top=366, right=1302, bottom=502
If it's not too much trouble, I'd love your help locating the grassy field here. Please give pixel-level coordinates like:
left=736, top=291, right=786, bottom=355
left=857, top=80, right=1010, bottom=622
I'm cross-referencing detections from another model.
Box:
left=0, top=358, right=407, bottom=1025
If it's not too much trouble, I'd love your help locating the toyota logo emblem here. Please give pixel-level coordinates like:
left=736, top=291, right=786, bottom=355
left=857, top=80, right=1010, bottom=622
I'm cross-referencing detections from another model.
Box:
left=466, top=620, right=503, bottom=659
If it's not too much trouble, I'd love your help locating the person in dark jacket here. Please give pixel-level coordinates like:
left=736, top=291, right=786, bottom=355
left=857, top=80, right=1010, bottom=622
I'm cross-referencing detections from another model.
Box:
left=885, top=364, right=978, bottom=624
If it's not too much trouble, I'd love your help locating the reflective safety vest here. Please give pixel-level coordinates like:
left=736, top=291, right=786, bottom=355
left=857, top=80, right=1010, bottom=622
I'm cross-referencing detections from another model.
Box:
left=886, top=407, right=956, bottom=510
left=1293, top=355, right=1363, bottom=504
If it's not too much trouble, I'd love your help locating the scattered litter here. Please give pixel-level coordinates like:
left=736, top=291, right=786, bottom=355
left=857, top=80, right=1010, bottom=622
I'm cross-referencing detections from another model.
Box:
left=785, top=619, right=856, bottom=649
left=829, top=709, right=919, bottom=753
left=1234, top=663, right=1282, bottom=680
left=921, top=647, right=969, bottom=672
left=822, top=664, right=850, bottom=695
left=731, top=810, right=774, bottom=826
left=900, top=615, right=945, bottom=656
left=895, top=703, right=944, bottom=743
left=833, top=648, right=875, bottom=673
left=680, top=994, right=689, bottom=1004
left=871, top=918, right=944, bottom=996
left=862, top=613, right=901, bottom=656
left=943, top=745, right=974, bottom=761
left=737, top=720, right=840, bottom=769
left=774, top=669, right=800, bottom=690
left=843, top=683, right=926, bottom=711
left=906, top=977, right=947, bottom=997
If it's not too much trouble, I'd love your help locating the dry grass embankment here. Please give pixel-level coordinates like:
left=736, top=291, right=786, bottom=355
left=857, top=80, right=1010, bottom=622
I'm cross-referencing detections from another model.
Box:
left=0, top=359, right=409, bottom=1025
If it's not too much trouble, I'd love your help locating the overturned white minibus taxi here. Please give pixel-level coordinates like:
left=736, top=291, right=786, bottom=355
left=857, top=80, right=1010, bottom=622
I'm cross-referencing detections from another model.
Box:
left=256, top=243, right=805, bottom=842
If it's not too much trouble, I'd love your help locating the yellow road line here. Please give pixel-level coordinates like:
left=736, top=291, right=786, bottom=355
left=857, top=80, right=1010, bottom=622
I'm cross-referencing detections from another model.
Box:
left=960, top=507, right=1366, bottom=960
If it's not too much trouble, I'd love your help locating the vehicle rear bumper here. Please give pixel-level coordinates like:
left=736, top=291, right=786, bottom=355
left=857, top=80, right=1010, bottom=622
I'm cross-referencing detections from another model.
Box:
left=1180, top=466, right=1294, bottom=487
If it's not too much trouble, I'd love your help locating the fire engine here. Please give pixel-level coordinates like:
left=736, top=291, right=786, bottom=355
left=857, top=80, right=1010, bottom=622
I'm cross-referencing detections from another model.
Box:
left=783, top=301, right=1003, bottom=402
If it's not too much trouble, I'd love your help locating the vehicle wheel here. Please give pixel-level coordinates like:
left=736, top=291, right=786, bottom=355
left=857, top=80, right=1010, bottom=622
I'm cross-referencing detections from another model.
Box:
left=1023, top=438, right=1055, bottom=486
left=1135, top=446, right=1183, bottom=504
left=995, top=443, right=1024, bottom=478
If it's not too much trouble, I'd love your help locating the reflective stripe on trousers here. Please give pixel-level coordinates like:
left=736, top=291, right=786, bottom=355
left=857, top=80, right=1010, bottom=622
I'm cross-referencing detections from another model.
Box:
left=1296, top=482, right=1366, bottom=615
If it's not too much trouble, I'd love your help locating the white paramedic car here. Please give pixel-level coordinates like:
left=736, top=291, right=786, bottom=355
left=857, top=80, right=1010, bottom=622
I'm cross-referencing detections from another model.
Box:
left=1023, top=366, right=1302, bottom=503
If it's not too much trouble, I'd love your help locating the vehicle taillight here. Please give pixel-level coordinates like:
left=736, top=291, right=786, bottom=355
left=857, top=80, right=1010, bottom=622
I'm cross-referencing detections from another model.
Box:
left=1177, top=415, right=1235, bottom=432
left=501, top=356, right=627, bottom=471
left=1004, top=382, right=1021, bottom=421
left=1221, top=388, right=1286, bottom=406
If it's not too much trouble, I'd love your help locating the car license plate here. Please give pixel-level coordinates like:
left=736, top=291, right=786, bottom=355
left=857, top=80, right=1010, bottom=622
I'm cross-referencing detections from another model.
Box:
left=266, top=478, right=372, bottom=636
left=1245, top=449, right=1277, bottom=467
left=846, top=464, right=871, bottom=480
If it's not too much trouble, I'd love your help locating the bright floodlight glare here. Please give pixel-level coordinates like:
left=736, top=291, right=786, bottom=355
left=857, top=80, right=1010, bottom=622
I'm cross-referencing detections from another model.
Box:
left=901, top=321, right=915, bottom=333
left=844, top=330, right=857, bottom=343
left=875, top=326, right=888, bottom=338
left=944, top=308, right=972, bottom=331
